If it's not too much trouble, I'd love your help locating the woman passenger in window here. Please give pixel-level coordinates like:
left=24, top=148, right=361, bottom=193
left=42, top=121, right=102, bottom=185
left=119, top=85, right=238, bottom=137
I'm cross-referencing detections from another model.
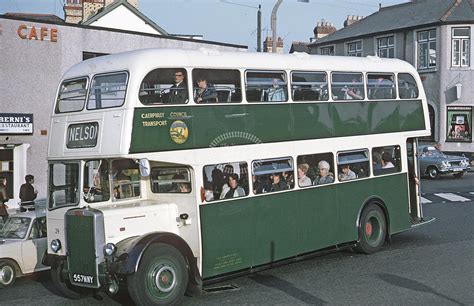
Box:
left=297, top=164, right=312, bottom=187
left=195, top=76, right=217, bottom=103
left=270, top=173, right=289, bottom=192
left=313, top=160, right=334, bottom=185
left=266, top=78, right=286, bottom=101
left=219, top=173, right=246, bottom=199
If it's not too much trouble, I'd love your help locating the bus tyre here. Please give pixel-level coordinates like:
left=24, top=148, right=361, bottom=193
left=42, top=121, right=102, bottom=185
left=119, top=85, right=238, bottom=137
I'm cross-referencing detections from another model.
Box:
left=51, top=265, right=84, bottom=299
left=356, top=204, right=386, bottom=254
left=427, top=167, right=440, bottom=179
left=128, top=243, right=188, bottom=306
left=0, top=260, right=16, bottom=288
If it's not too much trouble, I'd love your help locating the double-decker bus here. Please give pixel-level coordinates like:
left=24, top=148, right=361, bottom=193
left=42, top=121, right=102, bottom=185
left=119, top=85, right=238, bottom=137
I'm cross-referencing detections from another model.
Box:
left=43, top=48, right=434, bottom=305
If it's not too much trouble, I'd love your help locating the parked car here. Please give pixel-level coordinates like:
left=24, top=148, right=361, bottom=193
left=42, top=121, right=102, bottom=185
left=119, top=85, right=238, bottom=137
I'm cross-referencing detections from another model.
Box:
left=418, top=145, right=470, bottom=179
left=0, top=208, right=48, bottom=288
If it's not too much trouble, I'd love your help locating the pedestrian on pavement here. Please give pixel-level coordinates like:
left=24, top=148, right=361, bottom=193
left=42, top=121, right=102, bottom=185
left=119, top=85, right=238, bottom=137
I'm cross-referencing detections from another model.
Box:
left=19, top=174, right=37, bottom=211
left=0, top=177, right=9, bottom=223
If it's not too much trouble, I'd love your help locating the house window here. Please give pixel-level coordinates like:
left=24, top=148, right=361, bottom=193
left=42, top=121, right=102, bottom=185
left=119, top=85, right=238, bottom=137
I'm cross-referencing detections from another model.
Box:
left=417, top=29, right=436, bottom=69
left=377, top=36, right=394, bottom=58
left=347, top=41, right=362, bottom=57
left=452, top=27, right=470, bottom=67
left=320, top=46, right=334, bottom=55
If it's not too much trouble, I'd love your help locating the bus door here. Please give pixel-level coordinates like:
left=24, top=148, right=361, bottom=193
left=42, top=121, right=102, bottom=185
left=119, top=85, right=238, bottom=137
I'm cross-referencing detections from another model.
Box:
left=406, top=138, right=421, bottom=221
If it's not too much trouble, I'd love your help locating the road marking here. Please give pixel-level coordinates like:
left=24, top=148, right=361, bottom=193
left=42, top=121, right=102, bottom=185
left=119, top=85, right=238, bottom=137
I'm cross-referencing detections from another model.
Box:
left=434, top=193, right=471, bottom=202
left=420, top=196, right=432, bottom=204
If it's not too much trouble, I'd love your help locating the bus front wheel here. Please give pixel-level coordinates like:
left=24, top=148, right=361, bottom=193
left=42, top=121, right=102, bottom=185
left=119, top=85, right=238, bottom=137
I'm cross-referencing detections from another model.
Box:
left=356, top=203, right=386, bottom=254
left=128, top=243, right=188, bottom=306
left=50, top=264, right=86, bottom=299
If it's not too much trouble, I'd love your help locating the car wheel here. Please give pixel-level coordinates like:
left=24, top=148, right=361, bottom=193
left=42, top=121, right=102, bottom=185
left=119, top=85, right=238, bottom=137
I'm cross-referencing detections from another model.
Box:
left=128, top=243, right=188, bottom=306
left=355, top=203, right=387, bottom=254
left=0, top=260, right=16, bottom=288
left=427, top=167, right=440, bottom=179
left=453, top=172, right=464, bottom=178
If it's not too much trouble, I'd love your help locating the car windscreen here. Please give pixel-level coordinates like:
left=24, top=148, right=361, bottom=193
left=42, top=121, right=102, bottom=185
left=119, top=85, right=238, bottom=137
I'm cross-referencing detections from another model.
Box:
left=0, top=217, right=31, bottom=239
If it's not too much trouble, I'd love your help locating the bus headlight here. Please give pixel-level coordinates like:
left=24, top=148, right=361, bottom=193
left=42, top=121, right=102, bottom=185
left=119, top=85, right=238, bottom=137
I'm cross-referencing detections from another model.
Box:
left=104, top=243, right=117, bottom=256
left=51, top=239, right=62, bottom=253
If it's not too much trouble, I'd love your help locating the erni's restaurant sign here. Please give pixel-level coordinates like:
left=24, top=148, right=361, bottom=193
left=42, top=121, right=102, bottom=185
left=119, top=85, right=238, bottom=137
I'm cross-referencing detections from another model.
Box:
left=0, top=113, right=33, bottom=134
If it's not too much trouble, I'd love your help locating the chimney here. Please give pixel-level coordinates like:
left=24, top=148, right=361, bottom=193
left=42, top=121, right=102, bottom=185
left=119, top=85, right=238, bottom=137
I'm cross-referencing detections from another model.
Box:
left=344, top=15, right=364, bottom=27
left=313, top=21, right=336, bottom=40
left=63, top=0, right=139, bottom=24
left=263, top=36, right=284, bottom=53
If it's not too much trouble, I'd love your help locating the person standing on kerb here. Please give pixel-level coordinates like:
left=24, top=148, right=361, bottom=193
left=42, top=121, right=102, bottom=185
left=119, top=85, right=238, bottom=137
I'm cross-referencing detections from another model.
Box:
left=20, top=174, right=37, bottom=211
left=0, top=177, right=9, bottom=222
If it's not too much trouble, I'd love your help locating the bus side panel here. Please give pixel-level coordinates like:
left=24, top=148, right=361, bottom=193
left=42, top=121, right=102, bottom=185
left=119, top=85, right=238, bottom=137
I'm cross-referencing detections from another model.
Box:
left=291, top=103, right=334, bottom=139
left=246, top=104, right=293, bottom=142
left=252, top=192, right=299, bottom=267
left=398, top=100, right=426, bottom=131
left=331, top=102, right=370, bottom=137
left=368, top=101, right=399, bottom=133
left=199, top=200, right=255, bottom=279
left=296, top=185, right=339, bottom=253
left=337, top=174, right=411, bottom=243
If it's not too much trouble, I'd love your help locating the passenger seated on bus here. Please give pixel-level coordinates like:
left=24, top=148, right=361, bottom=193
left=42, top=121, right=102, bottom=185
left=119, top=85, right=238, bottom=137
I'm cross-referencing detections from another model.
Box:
left=252, top=175, right=264, bottom=194
left=178, top=183, right=191, bottom=193
left=263, top=78, right=286, bottom=102
left=211, top=168, right=225, bottom=200
left=372, top=151, right=383, bottom=172
left=167, top=69, right=188, bottom=104
left=195, top=76, right=218, bottom=103
left=313, top=160, right=334, bottom=185
left=220, top=173, right=246, bottom=199
left=282, top=171, right=294, bottom=189
left=381, top=152, right=395, bottom=169
left=269, top=173, right=288, bottom=192
left=297, top=163, right=312, bottom=187
left=338, top=164, right=357, bottom=181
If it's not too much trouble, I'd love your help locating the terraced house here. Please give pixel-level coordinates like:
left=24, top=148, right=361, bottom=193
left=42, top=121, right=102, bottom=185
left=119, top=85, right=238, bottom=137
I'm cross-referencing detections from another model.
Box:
left=309, top=0, right=474, bottom=159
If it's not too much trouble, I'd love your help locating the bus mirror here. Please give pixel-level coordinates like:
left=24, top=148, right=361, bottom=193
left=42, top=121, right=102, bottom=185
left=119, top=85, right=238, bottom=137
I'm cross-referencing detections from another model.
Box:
left=138, top=159, right=150, bottom=177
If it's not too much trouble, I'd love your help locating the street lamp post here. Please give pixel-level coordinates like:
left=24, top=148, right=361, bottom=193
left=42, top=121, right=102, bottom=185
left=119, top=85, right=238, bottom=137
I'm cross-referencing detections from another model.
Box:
left=271, top=0, right=283, bottom=53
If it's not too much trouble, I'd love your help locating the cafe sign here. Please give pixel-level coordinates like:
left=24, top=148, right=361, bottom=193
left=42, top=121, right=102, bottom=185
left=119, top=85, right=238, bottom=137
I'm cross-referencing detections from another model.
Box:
left=0, top=113, right=33, bottom=134
left=67, top=122, right=99, bottom=148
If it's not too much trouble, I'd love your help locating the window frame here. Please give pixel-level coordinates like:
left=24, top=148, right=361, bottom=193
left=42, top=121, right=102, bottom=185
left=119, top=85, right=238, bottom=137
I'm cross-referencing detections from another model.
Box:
left=55, top=76, right=89, bottom=114
left=397, top=73, right=419, bottom=99
left=376, top=35, right=395, bottom=58
left=417, top=28, right=437, bottom=70
left=366, top=73, right=396, bottom=100
left=320, top=45, right=335, bottom=56
left=139, top=68, right=190, bottom=105
left=203, top=161, right=249, bottom=202
left=346, top=40, right=362, bottom=57
left=336, top=149, right=370, bottom=182
left=372, top=145, right=402, bottom=176
left=290, top=70, right=329, bottom=102
left=150, top=166, right=192, bottom=194
left=451, top=27, right=470, bottom=68
left=245, top=70, right=289, bottom=103
left=252, top=157, right=294, bottom=194
left=87, top=71, right=129, bottom=110
left=192, top=68, right=243, bottom=104
left=331, top=72, right=365, bottom=101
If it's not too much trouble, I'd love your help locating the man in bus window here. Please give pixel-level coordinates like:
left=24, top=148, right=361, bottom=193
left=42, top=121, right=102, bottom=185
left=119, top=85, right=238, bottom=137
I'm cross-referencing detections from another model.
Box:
left=381, top=152, right=395, bottom=169
left=338, top=165, right=357, bottom=181
left=313, top=160, right=334, bottom=185
left=167, top=69, right=188, bottom=104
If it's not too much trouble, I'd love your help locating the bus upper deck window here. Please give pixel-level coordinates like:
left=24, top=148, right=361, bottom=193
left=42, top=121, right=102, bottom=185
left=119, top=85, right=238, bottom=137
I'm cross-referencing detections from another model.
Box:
left=55, top=78, right=88, bottom=113
left=331, top=72, right=364, bottom=101
left=367, top=73, right=396, bottom=100
left=291, top=71, right=329, bottom=102
left=88, top=72, right=128, bottom=110
left=192, top=69, right=242, bottom=103
left=139, top=68, right=189, bottom=105
left=245, top=71, right=288, bottom=103
left=398, top=73, right=419, bottom=99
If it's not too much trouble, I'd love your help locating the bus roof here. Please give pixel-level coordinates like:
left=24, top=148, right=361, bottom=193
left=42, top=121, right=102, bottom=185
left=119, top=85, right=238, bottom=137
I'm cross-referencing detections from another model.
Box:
left=62, top=48, right=418, bottom=80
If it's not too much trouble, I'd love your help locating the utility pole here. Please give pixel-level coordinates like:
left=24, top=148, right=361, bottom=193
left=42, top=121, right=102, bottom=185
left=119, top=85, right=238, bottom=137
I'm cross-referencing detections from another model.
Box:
left=257, top=5, right=262, bottom=52
left=271, top=0, right=283, bottom=53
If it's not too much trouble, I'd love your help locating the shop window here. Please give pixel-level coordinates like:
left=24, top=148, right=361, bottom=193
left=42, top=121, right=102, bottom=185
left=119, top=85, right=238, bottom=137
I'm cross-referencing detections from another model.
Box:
left=245, top=71, right=288, bottom=102
left=372, top=145, right=401, bottom=176
left=297, top=153, right=334, bottom=187
left=139, top=68, right=189, bottom=105
left=192, top=69, right=242, bottom=103
left=446, top=106, right=472, bottom=142
left=337, top=150, right=370, bottom=181
left=291, top=71, right=328, bottom=101
left=252, top=157, right=294, bottom=194
left=151, top=167, right=192, bottom=193
left=203, top=162, right=248, bottom=201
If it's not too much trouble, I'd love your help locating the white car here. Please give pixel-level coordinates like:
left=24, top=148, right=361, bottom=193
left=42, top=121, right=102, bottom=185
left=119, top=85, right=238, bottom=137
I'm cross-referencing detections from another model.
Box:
left=0, top=209, right=49, bottom=288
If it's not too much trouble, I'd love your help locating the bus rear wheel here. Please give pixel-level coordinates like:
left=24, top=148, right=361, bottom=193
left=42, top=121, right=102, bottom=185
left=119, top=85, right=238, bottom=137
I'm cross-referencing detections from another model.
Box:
left=128, top=243, right=188, bottom=306
left=356, top=203, right=386, bottom=254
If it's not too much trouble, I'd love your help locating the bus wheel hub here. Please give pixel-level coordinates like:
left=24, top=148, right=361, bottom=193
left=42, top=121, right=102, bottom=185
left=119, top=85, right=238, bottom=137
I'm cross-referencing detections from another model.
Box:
left=155, top=265, right=176, bottom=293
left=365, top=222, right=373, bottom=237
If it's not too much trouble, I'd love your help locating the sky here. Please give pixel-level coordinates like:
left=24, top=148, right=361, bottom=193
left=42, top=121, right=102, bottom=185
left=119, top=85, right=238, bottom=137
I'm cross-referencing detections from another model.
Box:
left=0, top=0, right=407, bottom=52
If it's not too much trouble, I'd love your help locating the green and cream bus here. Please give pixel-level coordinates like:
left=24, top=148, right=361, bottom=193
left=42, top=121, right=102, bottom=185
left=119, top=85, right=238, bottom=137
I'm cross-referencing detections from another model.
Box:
left=44, top=48, right=434, bottom=305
